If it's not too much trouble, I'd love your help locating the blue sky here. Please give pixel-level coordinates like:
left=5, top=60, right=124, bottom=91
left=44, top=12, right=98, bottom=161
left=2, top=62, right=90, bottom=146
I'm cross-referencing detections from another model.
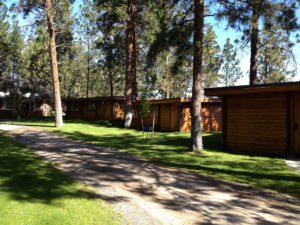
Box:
left=5, top=0, right=300, bottom=85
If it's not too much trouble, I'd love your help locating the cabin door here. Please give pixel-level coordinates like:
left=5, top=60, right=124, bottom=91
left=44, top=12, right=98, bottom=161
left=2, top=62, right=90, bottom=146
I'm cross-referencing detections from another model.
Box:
left=170, top=104, right=179, bottom=131
left=292, top=93, right=300, bottom=155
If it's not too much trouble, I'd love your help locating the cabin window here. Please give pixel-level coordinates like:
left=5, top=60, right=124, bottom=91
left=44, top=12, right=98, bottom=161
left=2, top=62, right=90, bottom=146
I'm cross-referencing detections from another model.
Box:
left=88, top=103, right=96, bottom=111
left=69, top=103, right=79, bottom=112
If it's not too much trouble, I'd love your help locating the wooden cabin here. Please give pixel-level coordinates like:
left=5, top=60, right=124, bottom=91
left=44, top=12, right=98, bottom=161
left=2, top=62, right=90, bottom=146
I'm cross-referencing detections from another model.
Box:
left=65, top=96, right=125, bottom=120
left=205, top=82, right=300, bottom=157
left=132, top=98, right=222, bottom=132
left=0, top=97, right=51, bottom=118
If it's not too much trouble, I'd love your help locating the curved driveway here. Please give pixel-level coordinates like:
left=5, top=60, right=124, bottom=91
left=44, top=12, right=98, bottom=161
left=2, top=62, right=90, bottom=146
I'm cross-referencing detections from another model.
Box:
left=1, top=124, right=300, bottom=225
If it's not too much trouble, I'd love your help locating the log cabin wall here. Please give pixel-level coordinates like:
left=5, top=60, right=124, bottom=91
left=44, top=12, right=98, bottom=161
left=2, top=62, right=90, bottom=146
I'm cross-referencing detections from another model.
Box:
left=225, top=93, right=287, bottom=156
left=82, top=102, right=97, bottom=120
left=290, top=92, right=300, bottom=156
left=202, top=102, right=223, bottom=131
left=113, top=102, right=125, bottom=119
left=181, top=102, right=222, bottom=132
left=66, top=102, right=81, bottom=119
left=65, top=98, right=125, bottom=120
left=159, top=104, right=170, bottom=131
left=96, top=101, right=112, bottom=120
left=133, top=100, right=222, bottom=132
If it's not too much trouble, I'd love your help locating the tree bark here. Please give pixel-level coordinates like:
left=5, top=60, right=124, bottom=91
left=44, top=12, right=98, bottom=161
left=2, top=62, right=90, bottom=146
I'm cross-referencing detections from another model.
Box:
left=191, top=0, right=204, bottom=152
left=46, top=0, right=63, bottom=127
left=250, top=4, right=259, bottom=85
left=109, top=71, right=114, bottom=97
left=132, top=19, right=138, bottom=101
left=166, top=53, right=170, bottom=99
left=124, top=0, right=135, bottom=128
left=87, top=39, right=90, bottom=97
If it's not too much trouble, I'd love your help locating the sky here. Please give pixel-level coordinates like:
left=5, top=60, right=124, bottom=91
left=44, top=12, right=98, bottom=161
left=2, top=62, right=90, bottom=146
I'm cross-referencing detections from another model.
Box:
left=4, top=0, right=300, bottom=86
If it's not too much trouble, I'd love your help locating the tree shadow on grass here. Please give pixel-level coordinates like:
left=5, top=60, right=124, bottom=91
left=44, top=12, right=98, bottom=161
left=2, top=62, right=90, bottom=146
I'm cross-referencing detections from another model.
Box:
left=51, top=129, right=300, bottom=195
left=0, top=133, right=97, bottom=204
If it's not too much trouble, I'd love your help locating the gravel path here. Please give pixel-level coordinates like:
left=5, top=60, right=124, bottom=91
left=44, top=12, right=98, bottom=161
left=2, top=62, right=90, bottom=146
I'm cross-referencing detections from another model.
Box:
left=1, top=124, right=300, bottom=225
left=286, top=157, right=300, bottom=174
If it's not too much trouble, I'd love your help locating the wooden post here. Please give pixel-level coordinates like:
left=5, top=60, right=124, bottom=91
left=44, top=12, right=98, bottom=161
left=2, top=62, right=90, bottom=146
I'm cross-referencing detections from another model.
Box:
left=152, top=110, right=155, bottom=138
left=141, top=117, right=145, bottom=139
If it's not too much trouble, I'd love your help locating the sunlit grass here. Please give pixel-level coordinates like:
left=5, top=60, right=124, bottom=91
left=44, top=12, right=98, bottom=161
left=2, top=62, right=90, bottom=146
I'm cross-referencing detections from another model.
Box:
left=0, top=131, right=120, bottom=225
left=2, top=117, right=300, bottom=196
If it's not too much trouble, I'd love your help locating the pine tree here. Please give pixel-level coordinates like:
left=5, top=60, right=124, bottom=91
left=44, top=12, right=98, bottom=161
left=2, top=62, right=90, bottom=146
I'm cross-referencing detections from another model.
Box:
left=23, top=26, right=52, bottom=95
left=221, top=38, right=242, bottom=86
left=217, top=0, right=299, bottom=85
left=202, top=24, right=222, bottom=88
left=191, top=0, right=204, bottom=152
left=93, top=0, right=138, bottom=128
left=77, top=0, right=99, bottom=98
left=0, top=1, right=10, bottom=80
left=13, top=0, right=75, bottom=127
left=258, top=26, right=297, bottom=84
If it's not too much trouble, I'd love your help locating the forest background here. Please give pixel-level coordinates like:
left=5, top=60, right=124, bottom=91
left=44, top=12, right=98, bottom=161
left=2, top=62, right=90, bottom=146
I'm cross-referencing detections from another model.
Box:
left=1, top=0, right=299, bottom=101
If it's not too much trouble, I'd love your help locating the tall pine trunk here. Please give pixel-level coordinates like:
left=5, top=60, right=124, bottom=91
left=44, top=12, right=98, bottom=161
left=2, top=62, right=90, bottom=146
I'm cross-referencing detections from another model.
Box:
left=191, top=0, right=204, bottom=152
left=250, top=5, right=259, bottom=85
left=132, top=23, right=137, bottom=101
left=109, top=71, right=114, bottom=97
left=46, top=0, right=63, bottom=127
left=124, top=0, right=135, bottom=128
left=166, top=53, right=170, bottom=99
left=86, top=39, right=90, bottom=97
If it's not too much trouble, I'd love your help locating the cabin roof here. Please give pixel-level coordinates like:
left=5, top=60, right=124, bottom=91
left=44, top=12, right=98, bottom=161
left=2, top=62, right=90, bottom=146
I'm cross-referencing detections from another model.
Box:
left=64, top=96, right=125, bottom=102
left=205, top=81, right=300, bottom=96
left=133, top=97, right=222, bottom=105
left=64, top=96, right=222, bottom=104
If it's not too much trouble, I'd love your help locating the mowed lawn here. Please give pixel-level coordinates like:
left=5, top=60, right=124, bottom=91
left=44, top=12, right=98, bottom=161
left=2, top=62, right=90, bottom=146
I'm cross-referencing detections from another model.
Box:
left=2, top=117, right=300, bottom=196
left=0, top=132, right=120, bottom=225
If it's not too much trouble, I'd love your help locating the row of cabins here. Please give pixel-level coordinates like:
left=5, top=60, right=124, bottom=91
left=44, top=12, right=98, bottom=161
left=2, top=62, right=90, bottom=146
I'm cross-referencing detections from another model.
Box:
left=2, top=81, right=299, bottom=157
left=65, top=97, right=222, bottom=132
left=65, top=81, right=300, bottom=157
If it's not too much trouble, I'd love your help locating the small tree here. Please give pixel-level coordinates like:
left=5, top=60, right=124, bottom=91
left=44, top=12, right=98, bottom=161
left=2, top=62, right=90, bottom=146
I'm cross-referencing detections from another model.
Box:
left=139, top=95, right=151, bottom=139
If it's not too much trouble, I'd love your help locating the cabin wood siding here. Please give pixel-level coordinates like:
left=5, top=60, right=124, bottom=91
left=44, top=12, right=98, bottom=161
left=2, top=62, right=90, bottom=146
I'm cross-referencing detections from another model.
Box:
left=66, top=102, right=81, bottom=119
left=181, top=106, right=191, bottom=132
left=133, top=101, right=222, bottom=132
left=66, top=99, right=125, bottom=121
left=160, top=104, right=170, bottom=131
left=114, top=102, right=124, bottom=119
left=290, top=93, right=300, bottom=156
left=181, top=103, right=222, bottom=132
left=132, top=105, right=159, bottom=130
left=82, top=102, right=96, bottom=120
left=225, top=93, right=287, bottom=156
left=170, top=104, right=179, bottom=131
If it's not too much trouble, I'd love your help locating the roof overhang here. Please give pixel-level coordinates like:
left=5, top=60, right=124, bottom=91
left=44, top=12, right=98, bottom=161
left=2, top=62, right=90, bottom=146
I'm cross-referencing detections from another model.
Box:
left=64, top=96, right=125, bottom=102
left=205, top=81, right=300, bottom=96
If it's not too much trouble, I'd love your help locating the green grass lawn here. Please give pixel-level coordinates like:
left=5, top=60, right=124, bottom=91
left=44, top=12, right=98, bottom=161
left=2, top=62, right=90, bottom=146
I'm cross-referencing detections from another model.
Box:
left=0, top=131, right=120, bottom=225
left=2, top=117, right=300, bottom=196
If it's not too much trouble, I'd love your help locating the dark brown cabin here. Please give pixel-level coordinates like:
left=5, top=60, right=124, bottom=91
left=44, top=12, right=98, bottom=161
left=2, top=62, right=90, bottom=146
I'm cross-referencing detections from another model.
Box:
left=205, top=81, right=300, bottom=157
left=65, top=96, right=125, bottom=121
left=132, top=98, right=222, bottom=132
